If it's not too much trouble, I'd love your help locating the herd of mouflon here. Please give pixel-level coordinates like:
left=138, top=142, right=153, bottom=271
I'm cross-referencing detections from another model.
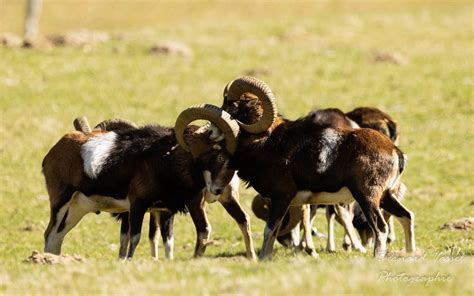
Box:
left=41, top=76, right=415, bottom=261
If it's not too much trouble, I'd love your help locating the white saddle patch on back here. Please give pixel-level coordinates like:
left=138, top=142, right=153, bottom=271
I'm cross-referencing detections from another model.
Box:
left=317, top=128, right=342, bottom=173
left=81, top=132, right=117, bottom=179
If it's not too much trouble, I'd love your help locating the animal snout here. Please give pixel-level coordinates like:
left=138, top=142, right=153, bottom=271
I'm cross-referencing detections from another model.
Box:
left=212, top=188, right=223, bottom=195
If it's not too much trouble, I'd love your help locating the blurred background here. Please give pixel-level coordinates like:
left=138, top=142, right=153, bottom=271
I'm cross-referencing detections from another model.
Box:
left=0, top=0, right=472, bottom=294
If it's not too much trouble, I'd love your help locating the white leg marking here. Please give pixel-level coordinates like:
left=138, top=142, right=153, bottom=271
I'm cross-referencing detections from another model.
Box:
left=149, top=212, right=160, bottom=260
left=374, top=209, right=388, bottom=258
left=326, top=208, right=336, bottom=253
left=119, top=231, right=130, bottom=259
left=164, top=237, right=174, bottom=260
left=150, top=234, right=160, bottom=261
left=50, top=198, right=89, bottom=255
left=302, top=205, right=318, bottom=258
left=291, top=223, right=301, bottom=248
left=397, top=213, right=416, bottom=253
left=195, top=225, right=211, bottom=257
left=128, top=233, right=141, bottom=258
left=45, top=203, right=70, bottom=254
left=335, top=204, right=366, bottom=253
left=387, top=216, right=396, bottom=243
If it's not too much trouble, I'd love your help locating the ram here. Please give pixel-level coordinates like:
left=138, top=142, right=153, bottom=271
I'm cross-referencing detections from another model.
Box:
left=74, top=117, right=256, bottom=260
left=221, top=77, right=415, bottom=259
left=252, top=107, right=408, bottom=254
left=344, top=107, right=406, bottom=246
left=42, top=104, right=239, bottom=259
left=250, top=108, right=365, bottom=255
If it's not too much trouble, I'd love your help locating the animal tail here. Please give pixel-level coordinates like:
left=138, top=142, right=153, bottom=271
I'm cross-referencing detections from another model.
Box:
left=396, top=149, right=407, bottom=175
left=386, top=119, right=399, bottom=143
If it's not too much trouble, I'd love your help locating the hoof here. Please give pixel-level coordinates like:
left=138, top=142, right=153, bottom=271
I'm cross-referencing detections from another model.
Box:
left=305, top=248, right=319, bottom=258
left=248, top=253, right=257, bottom=261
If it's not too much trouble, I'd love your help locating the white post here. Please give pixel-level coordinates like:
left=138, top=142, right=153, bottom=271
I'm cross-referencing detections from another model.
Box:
left=23, top=0, right=42, bottom=47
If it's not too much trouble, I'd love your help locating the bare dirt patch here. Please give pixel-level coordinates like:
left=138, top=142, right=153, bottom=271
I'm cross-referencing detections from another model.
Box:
left=372, top=51, right=409, bottom=65
left=244, top=67, right=272, bottom=77
left=47, top=30, right=110, bottom=48
left=149, top=41, right=193, bottom=57
left=440, top=217, right=473, bottom=230
left=25, top=250, right=85, bottom=264
left=1, top=33, right=23, bottom=48
left=20, top=223, right=35, bottom=232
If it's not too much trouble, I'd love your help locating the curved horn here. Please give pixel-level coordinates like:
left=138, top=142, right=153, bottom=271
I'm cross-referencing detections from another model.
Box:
left=225, top=76, right=278, bottom=134
left=73, top=116, right=92, bottom=133
left=175, top=104, right=240, bottom=154
left=94, top=119, right=138, bottom=131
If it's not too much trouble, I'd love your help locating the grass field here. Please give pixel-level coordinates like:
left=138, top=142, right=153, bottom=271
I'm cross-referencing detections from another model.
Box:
left=1, top=0, right=473, bottom=294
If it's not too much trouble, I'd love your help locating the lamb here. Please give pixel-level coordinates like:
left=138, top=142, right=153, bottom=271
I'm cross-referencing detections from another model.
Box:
left=74, top=117, right=256, bottom=260
left=220, top=76, right=416, bottom=259
left=42, top=104, right=240, bottom=259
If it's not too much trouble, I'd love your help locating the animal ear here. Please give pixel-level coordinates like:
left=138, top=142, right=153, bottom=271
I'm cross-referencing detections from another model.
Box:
left=183, top=131, right=210, bottom=158
left=213, top=144, right=222, bottom=150
left=384, top=118, right=399, bottom=143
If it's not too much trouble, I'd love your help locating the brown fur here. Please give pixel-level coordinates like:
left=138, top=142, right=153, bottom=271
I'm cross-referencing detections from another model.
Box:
left=222, top=99, right=413, bottom=259
left=42, top=125, right=235, bottom=258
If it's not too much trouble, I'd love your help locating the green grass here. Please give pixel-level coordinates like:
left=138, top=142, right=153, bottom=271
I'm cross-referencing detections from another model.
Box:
left=0, top=0, right=473, bottom=294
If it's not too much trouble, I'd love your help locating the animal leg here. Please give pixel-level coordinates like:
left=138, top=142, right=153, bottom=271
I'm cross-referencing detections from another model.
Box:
left=309, top=205, right=325, bottom=238
left=325, top=205, right=336, bottom=253
left=291, top=222, right=301, bottom=249
left=301, top=204, right=318, bottom=258
left=380, top=192, right=416, bottom=253
left=119, top=213, right=130, bottom=259
left=44, top=187, right=75, bottom=254
left=386, top=182, right=407, bottom=244
left=148, top=211, right=160, bottom=260
left=159, top=211, right=175, bottom=260
left=259, top=194, right=293, bottom=260
left=358, top=197, right=388, bottom=258
left=219, top=186, right=257, bottom=260
left=386, top=214, right=396, bottom=244
left=187, top=193, right=211, bottom=258
left=334, top=204, right=366, bottom=253
left=126, top=200, right=148, bottom=259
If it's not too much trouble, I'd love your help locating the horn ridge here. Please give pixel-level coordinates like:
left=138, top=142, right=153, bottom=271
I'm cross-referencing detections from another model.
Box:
left=174, top=104, right=239, bottom=154
left=73, top=116, right=92, bottom=133
left=225, top=76, right=278, bottom=134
